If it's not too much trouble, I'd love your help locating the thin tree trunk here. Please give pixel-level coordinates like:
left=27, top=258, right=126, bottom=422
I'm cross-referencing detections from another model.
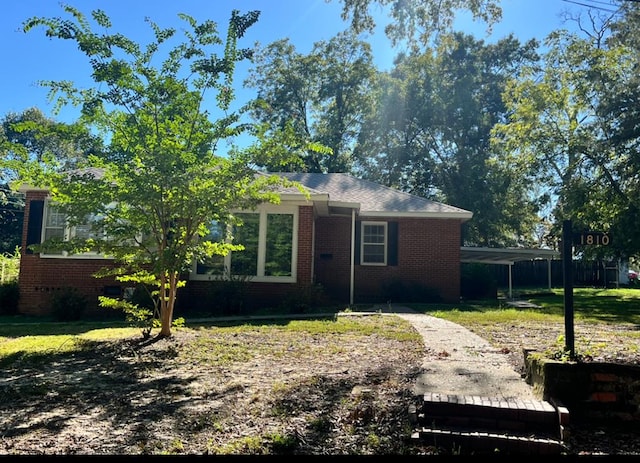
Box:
left=159, top=272, right=172, bottom=337
left=159, top=271, right=179, bottom=338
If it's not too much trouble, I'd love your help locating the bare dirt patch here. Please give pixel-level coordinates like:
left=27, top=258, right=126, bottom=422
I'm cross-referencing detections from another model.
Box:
left=0, top=316, right=429, bottom=455
left=467, top=320, right=640, bottom=374
left=1, top=315, right=639, bottom=455
left=466, top=319, right=640, bottom=456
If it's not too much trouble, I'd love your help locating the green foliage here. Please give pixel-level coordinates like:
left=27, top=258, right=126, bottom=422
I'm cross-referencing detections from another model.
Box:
left=279, top=283, right=326, bottom=313
left=266, top=431, right=299, bottom=453
left=208, top=435, right=266, bottom=455
left=461, top=263, right=498, bottom=300
left=492, top=25, right=640, bottom=258
left=18, top=6, right=307, bottom=337
left=339, top=0, right=502, bottom=47
left=245, top=31, right=374, bottom=173
left=0, top=188, right=23, bottom=254
left=381, top=278, right=442, bottom=303
left=0, top=281, right=19, bottom=315
left=205, top=273, right=251, bottom=316
left=50, top=287, right=88, bottom=322
left=99, top=295, right=156, bottom=339
left=0, top=248, right=20, bottom=283
left=356, top=33, right=540, bottom=247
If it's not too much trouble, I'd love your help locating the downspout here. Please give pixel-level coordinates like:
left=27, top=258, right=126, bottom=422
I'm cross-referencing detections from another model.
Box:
left=311, top=214, right=316, bottom=283
left=350, top=208, right=355, bottom=306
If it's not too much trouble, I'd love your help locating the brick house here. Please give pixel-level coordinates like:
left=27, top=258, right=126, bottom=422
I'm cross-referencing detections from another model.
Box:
left=18, top=172, right=472, bottom=316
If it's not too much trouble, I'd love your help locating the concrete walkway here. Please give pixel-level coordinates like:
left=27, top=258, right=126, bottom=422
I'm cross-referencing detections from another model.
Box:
left=189, top=304, right=539, bottom=401
left=369, top=304, right=539, bottom=400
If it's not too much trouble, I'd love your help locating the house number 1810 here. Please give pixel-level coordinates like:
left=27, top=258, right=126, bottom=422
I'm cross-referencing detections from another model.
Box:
left=574, top=232, right=610, bottom=246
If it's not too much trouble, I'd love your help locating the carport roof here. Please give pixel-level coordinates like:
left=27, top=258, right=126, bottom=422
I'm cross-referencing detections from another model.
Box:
left=460, top=246, right=560, bottom=265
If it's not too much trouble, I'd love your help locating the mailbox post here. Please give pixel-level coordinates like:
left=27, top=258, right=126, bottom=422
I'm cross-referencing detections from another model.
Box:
left=562, top=221, right=611, bottom=359
left=562, top=220, right=575, bottom=358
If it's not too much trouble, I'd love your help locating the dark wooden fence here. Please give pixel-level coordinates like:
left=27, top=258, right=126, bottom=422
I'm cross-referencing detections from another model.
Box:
left=465, top=259, right=623, bottom=289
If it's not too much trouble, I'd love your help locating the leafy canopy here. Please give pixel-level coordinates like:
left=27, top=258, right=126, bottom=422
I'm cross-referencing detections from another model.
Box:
left=18, top=4, right=305, bottom=337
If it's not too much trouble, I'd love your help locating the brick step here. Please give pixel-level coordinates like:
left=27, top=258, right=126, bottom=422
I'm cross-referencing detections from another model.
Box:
left=409, top=393, right=569, bottom=455
left=411, top=427, right=566, bottom=455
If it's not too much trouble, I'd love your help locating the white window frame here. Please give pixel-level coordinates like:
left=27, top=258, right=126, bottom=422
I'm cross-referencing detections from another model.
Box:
left=360, top=221, right=387, bottom=266
left=40, top=200, right=112, bottom=259
left=190, top=204, right=298, bottom=283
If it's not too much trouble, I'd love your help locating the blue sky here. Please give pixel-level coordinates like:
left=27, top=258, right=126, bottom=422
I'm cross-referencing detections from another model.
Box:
left=0, top=0, right=583, bottom=125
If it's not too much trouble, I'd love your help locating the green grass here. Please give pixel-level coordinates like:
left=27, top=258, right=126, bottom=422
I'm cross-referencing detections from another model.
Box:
left=1, top=287, right=638, bottom=364
left=0, top=311, right=421, bottom=368
left=408, top=287, right=640, bottom=326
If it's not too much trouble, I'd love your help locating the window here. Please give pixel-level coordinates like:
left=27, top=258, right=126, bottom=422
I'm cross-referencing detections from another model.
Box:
left=230, top=213, right=260, bottom=276
left=264, top=213, right=294, bottom=276
left=40, top=201, right=108, bottom=258
left=361, top=221, right=387, bottom=265
left=195, top=220, right=226, bottom=275
left=192, top=205, right=298, bottom=283
left=42, top=203, right=66, bottom=255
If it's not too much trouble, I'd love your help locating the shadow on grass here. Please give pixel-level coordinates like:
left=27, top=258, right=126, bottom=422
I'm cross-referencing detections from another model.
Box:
left=0, top=322, right=420, bottom=454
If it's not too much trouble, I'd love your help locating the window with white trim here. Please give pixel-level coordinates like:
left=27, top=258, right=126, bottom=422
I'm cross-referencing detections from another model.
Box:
left=40, top=200, right=108, bottom=258
left=192, top=205, right=298, bottom=283
left=361, top=221, right=387, bottom=265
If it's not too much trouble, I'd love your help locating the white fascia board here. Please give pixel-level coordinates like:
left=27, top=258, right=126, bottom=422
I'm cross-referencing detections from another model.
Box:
left=361, top=211, right=474, bottom=220
left=18, top=183, right=48, bottom=193
left=461, top=246, right=560, bottom=257
left=278, top=193, right=329, bottom=203
left=328, top=200, right=360, bottom=210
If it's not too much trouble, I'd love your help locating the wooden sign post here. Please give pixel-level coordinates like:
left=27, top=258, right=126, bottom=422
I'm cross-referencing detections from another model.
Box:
left=563, top=221, right=611, bottom=359
left=562, top=220, right=575, bottom=359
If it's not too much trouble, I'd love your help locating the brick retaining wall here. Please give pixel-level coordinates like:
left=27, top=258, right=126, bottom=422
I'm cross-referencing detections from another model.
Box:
left=524, top=353, right=640, bottom=420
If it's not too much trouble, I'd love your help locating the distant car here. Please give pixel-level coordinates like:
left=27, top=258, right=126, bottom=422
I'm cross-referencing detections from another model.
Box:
left=629, top=270, right=639, bottom=281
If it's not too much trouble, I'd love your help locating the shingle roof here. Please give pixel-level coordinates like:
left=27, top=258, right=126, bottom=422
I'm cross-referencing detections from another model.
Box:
left=20, top=167, right=471, bottom=220
left=275, top=172, right=472, bottom=219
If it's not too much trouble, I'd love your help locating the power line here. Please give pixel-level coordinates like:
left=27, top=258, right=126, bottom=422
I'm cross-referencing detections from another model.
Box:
left=562, top=0, right=640, bottom=12
left=561, top=0, right=622, bottom=13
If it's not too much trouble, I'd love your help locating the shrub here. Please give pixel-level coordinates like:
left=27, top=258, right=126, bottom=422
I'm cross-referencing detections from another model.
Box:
left=280, top=283, right=326, bottom=313
left=50, top=287, right=87, bottom=321
left=381, top=278, right=442, bottom=303
left=0, top=281, right=19, bottom=315
left=206, top=274, right=251, bottom=316
left=0, top=248, right=20, bottom=283
left=127, top=284, right=155, bottom=310
left=461, top=263, right=498, bottom=300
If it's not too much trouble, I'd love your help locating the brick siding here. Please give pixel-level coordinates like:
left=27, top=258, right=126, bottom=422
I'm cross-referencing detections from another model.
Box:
left=314, top=215, right=462, bottom=304
left=19, top=190, right=462, bottom=315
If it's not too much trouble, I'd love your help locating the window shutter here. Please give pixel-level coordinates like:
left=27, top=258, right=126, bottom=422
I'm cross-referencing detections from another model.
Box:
left=26, top=200, right=44, bottom=254
left=354, top=220, right=361, bottom=264
left=388, top=221, right=398, bottom=266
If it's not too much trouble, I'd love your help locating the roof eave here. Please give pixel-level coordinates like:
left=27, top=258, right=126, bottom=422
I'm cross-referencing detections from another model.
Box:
left=361, top=211, right=473, bottom=220
left=18, top=183, right=48, bottom=193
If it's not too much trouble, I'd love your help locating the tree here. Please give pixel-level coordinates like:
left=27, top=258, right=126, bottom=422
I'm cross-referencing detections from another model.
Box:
left=492, top=26, right=640, bottom=258
left=17, top=5, right=303, bottom=337
left=354, top=33, right=540, bottom=246
left=245, top=31, right=376, bottom=173
left=1, top=107, right=103, bottom=170
left=0, top=186, right=22, bottom=254
left=0, top=107, right=103, bottom=252
left=334, top=0, right=502, bottom=46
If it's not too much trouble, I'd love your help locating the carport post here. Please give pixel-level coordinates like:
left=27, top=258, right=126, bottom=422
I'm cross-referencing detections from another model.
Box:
left=508, top=263, right=513, bottom=299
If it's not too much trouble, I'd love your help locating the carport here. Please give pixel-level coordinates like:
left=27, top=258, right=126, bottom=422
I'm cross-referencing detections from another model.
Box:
left=460, top=247, right=560, bottom=299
